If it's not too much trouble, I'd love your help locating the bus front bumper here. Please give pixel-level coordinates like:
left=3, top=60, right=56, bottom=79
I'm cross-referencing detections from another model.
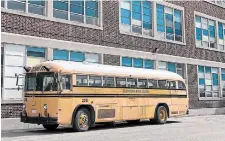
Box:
left=20, top=113, right=58, bottom=125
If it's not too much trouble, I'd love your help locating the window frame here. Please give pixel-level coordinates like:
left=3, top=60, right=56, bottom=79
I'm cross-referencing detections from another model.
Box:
left=53, top=48, right=102, bottom=64
left=76, top=74, right=88, bottom=86
left=119, top=1, right=186, bottom=45
left=103, top=76, right=115, bottom=87
left=60, top=73, right=73, bottom=91
left=121, top=56, right=155, bottom=69
left=53, top=0, right=101, bottom=27
left=197, top=65, right=224, bottom=100
left=1, top=0, right=103, bottom=30
left=2, top=0, right=46, bottom=16
left=88, top=75, right=102, bottom=87
left=194, top=11, right=225, bottom=53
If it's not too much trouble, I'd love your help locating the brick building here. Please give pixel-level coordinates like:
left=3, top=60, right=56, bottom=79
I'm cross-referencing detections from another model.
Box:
left=1, top=0, right=225, bottom=118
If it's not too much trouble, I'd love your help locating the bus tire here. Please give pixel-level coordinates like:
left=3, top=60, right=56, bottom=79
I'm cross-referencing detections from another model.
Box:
left=152, top=106, right=168, bottom=124
left=43, top=124, right=59, bottom=130
left=72, top=108, right=91, bottom=132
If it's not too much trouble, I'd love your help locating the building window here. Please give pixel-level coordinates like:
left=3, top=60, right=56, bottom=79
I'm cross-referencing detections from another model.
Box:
left=85, top=53, right=100, bottom=63
left=156, top=4, right=183, bottom=42
left=195, top=16, right=216, bottom=49
left=53, top=49, right=69, bottom=61
left=120, top=0, right=153, bottom=36
left=119, top=1, right=184, bottom=43
left=198, top=66, right=219, bottom=98
left=53, top=0, right=100, bottom=26
left=122, top=57, right=132, bottom=67
left=218, top=22, right=225, bottom=51
left=195, top=14, right=225, bottom=52
left=3, top=44, right=26, bottom=100
left=70, top=51, right=85, bottom=62
left=222, top=68, right=225, bottom=97
left=1, top=0, right=4, bottom=8
left=144, top=59, right=154, bottom=69
left=26, top=46, right=46, bottom=67
left=158, top=61, right=185, bottom=78
left=122, top=57, right=155, bottom=69
left=210, top=0, right=225, bottom=7
left=3, top=0, right=46, bottom=15
left=1, top=45, right=4, bottom=99
left=53, top=49, right=101, bottom=63
left=133, top=58, right=143, bottom=68
left=158, top=61, right=167, bottom=70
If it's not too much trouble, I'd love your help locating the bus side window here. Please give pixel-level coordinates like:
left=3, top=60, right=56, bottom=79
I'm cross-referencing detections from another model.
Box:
left=170, top=81, right=176, bottom=89
left=158, top=80, right=169, bottom=89
left=76, top=75, right=88, bottom=86
left=138, top=79, right=148, bottom=88
left=127, top=78, right=137, bottom=88
left=103, top=76, right=115, bottom=87
left=116, top=77, right=126, bottom=88
left=61, top=75, right=72, bottom=90
left=178, top=81, right=186, bottom=89
left=148, top=79, right=157, bottom=88
left=89, top=76, right=102, bottom=87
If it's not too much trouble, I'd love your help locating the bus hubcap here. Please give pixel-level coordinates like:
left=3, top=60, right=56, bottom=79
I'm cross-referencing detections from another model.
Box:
left=79, top=113, right=88, bottom=128
left=159, top=109, right=166, bottom=121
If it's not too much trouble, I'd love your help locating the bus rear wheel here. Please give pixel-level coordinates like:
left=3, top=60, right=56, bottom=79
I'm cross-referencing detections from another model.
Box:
left=43, top=124, right=59, bottom=130
left=151, top=106, right=168, bottom=124
left=72, top=108, right=91, bottom=132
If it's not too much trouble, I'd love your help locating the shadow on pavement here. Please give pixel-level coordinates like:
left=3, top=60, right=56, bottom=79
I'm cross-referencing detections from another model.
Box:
left=1, top=120, right=181, bottom=138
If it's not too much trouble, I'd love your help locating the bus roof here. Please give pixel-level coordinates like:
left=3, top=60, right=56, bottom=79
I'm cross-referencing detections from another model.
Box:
left=34, top=60, right=185, bottom=82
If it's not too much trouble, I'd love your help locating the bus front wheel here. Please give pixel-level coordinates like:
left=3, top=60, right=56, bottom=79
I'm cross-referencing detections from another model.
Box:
left=43, top=124, right=59, bottom=130
left=151, top=106, right=168, bottom=124
left=72, top=108, right=91, bottom=132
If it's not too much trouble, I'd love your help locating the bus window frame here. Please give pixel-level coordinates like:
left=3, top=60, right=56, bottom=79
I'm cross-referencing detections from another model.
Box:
left=59, top=73, right=73, bottom=91
left=137, top=78, right=148, bottom=88
left=88, top=75, right=102, bottom=87
left=102, top=76, right=115, bottom=88
left=177, top=81, right=186, bottom=90
left=169, top=81, right=177, bottom=90
left=76, top=74, right=89, bottom=86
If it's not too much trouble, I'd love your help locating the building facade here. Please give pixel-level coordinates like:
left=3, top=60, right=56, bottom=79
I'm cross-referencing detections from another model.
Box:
left=1, top=0, right=225, bottom=118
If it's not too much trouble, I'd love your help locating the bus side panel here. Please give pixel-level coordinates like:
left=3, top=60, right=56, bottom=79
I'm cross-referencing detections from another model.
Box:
left=170, top=90, right=188, bottom=116
left=58, top=98, right=78, bottom=125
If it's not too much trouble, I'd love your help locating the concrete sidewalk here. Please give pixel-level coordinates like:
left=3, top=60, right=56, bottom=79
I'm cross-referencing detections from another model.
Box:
left=1, top=118, right=43, bottom=131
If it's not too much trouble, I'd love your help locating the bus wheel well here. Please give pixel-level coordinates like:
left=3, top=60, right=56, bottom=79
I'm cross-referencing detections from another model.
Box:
left=155, top=103, right=170, bottom=118
left=72, top=105, right=95, bottom=127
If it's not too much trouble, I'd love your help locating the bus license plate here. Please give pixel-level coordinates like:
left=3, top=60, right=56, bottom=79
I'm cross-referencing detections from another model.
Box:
left=32, top=110, right=36, bottom=114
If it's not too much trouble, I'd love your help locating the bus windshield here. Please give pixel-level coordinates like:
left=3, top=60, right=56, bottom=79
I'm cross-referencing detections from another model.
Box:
left=25, top=72, right=58, bottom=91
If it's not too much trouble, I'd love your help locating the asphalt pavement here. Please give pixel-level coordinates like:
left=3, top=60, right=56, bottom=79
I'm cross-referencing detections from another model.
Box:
left=1, top=115, right=225, bottom=141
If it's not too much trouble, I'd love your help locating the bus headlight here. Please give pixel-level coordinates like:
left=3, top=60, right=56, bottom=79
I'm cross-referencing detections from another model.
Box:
left=43, top=104, right=48, bottom=110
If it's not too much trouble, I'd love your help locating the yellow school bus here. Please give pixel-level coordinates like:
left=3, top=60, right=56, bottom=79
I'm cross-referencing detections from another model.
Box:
left=18, top=60, right=188, bottom=132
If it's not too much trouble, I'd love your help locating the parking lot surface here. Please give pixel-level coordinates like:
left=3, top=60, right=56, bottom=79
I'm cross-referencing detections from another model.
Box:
left=1, top=115, right=225, bottom=141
